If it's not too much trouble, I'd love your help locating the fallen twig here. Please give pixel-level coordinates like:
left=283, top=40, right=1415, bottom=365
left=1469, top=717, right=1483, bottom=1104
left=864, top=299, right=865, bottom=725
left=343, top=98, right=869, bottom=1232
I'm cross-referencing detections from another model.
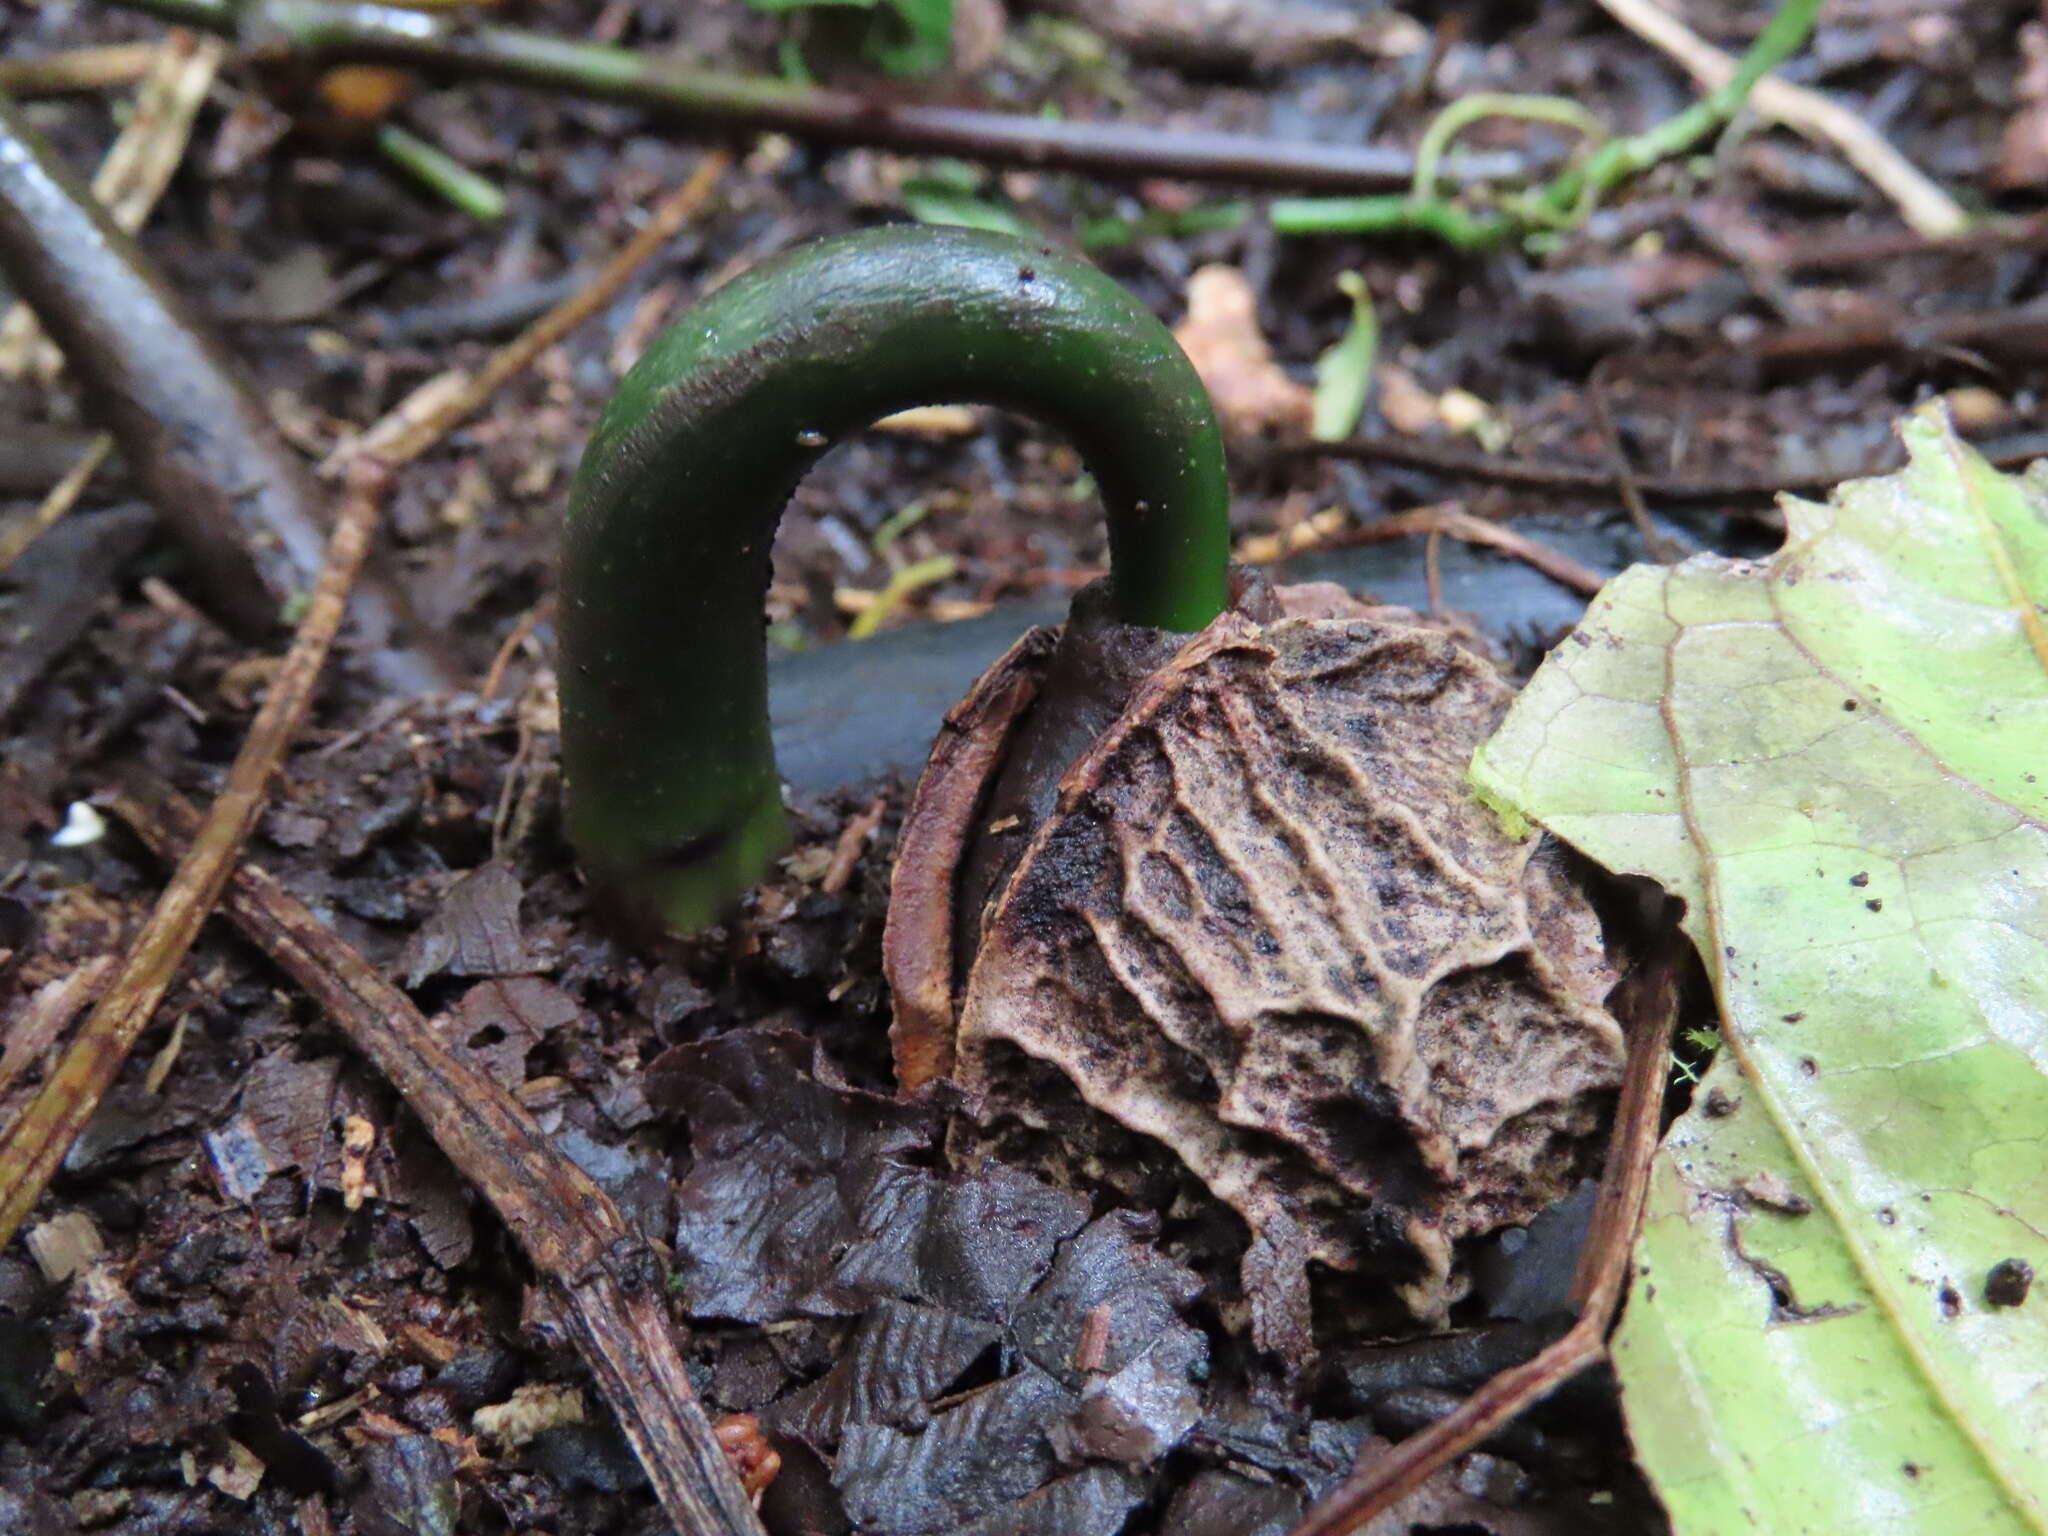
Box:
left=0, top=422, right=126, bottom=498
left=1350, top=506, right=1610, bottom=595
left=0, top=90, right=450, bottom=692
left=105, top=0, right=1522, bottom=193
left=0, top=432, right=112, bottom=577
left=821, top=796, right=889, bottom=896
left=1748, top=212, right=2048, bottom=272
left=1279, top=425, right=2048, bottom=500
left=324, top=151, right=729, bottom=474
left=1745, top=303, right=2048, bottom=371
left=0, top=464, right=387, bottom=1249
left=1292, top=916, right=1686, bottom=1534
left=1591, top=0, right=1968, bottom=237
left=0, top=44, right=160, bottom=98
left=109, top=787, right=770, bottom=1536
left=479, top=595, right=558, bottom=702
left=0, top=958, right=118, bottom=1103
left=0, top=30, right=225, bottom=380
left=1588, top=361, right=1683, bottom=564
left=1422, top=528, right=1446, bottom=616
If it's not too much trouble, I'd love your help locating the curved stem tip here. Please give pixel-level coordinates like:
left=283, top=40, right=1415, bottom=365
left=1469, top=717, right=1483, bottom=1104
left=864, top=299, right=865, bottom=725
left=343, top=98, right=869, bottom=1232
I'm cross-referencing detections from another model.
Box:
left=562, top=225, right=1229, bottom=931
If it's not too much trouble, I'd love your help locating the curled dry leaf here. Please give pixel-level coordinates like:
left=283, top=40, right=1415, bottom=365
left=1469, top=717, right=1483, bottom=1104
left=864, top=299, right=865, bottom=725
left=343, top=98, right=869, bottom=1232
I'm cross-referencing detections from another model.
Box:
left=1171, top=266, right=1312, bottom=439
left=950, top=609, right=1627, bottom=1319
left=1995, top=15, right=2048, bottom=189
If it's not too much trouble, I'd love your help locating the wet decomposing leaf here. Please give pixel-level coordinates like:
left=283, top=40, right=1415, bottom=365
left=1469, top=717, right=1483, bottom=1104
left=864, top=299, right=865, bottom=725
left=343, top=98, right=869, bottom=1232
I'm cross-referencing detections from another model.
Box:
left=1471, top=405, right=2048, bottom=1533
left=1159, top=1467, right=1303, bottom=1536
left=957, top=612, right=1627, bottom=1320
left=360, top=1432, right=461, bottom=1536
left=835, top=1366, right=1074, bottom=1533
left=778, top=1298, right=1004, bottom=1447
left=937, top=1465, right=1144, bottom=1536
left=205, top=1050, right=341, bottom=1201
left=440, top=976, right=582, bottom=1087
left=1171, top=266, right=1312, bottom=439
left=654, top=1028, right=1065, bottom=1322
left=661, top=1030, right=1213, bottom=1531
left=398, top=862, right=546, bottom=987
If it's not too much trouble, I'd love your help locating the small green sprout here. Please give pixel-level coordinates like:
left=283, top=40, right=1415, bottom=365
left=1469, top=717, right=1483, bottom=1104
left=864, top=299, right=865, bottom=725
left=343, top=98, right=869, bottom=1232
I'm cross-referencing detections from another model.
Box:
left=560, top=226, right=1231, bottom=933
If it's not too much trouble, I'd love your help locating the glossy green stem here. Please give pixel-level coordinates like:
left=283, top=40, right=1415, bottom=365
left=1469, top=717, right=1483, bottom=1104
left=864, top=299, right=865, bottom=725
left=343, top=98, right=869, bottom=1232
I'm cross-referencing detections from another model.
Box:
left=561, top=225, right=1230, bottom=932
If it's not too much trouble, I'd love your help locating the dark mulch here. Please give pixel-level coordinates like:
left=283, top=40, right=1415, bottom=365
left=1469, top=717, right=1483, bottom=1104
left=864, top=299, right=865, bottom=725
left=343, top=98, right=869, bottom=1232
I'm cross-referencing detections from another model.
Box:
left=1, top=0, right=2038, bottom=1531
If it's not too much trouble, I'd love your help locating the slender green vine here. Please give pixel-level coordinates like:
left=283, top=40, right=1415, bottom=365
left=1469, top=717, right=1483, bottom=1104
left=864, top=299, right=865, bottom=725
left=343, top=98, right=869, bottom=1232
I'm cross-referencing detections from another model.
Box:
left=1270, top=0, right=1826, bottom=247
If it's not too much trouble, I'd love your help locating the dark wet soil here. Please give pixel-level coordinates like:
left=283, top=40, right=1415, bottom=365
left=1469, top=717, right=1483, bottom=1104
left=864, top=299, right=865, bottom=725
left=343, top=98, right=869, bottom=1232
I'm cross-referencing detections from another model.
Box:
left=1, top=0, right=2040, bottom=1531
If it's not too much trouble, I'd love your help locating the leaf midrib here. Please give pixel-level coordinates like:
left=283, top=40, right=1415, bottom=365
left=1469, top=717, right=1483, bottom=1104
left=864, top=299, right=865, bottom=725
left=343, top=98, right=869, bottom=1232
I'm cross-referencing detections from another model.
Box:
left=1939, top=426, right=2048, bottom=678
left=1656, top=571, right=2048, bottom=1534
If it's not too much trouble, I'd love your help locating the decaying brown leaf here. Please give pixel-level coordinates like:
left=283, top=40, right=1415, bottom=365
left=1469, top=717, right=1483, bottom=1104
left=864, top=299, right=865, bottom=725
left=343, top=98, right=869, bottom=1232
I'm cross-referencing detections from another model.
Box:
left=953, top=611, right=1626, bottom=1319
left=1996, top=12, right=2048, bottom=189
left=1171, top=266, right=1312, bottom=439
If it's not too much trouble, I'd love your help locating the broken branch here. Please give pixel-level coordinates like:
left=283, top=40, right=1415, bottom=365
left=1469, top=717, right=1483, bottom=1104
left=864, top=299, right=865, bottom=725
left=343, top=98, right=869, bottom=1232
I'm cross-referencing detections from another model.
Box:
left=0, top=89, right=450, bottom=693
left=1353, top=506, right=1610, bottom=595
left=0, top=432, right=113, bottom=577
left=102, top=0, right=1522, bottom=193
left=1279, top=424, right=2048, bottom=500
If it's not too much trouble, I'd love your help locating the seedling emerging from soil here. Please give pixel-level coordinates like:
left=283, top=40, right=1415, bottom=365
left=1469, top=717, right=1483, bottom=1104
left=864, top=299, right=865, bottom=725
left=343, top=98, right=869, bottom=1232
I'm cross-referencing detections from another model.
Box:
left=561, top=225, right=1625, bottom=1321
left=560, top=225, right=1230, bottom=932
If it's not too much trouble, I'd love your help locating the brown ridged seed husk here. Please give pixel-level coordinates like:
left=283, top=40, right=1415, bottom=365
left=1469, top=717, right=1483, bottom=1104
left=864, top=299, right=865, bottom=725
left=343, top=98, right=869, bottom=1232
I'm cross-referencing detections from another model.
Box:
left=954, top=611, right=1626, bottom=1319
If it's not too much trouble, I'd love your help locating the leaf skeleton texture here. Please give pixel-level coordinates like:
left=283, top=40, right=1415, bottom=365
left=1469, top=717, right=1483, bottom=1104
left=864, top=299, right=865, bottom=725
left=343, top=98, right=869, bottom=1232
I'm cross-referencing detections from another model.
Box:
left=1469, top=403, right=2048, bottom=1536
left=953, top=611, right=1627, bottom=1325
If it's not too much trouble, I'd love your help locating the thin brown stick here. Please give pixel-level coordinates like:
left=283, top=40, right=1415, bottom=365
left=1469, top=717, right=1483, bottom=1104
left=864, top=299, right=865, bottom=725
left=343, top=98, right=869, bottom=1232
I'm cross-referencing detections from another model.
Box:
left=1568, top=926, right=1688, bottom=1318
left=0, top=30, right=225, bottom=381
left=1422, top=527, right=1445, bottom=618
left=1281, top=430, right=1801, bottom=499
left=1281, top=426, right=2048, bottom=500
left=112, top=0, right=1517, bottom=193
left=479, top=595, right=558, bottom=702
left=0, top=464, right=387, bottom=1249
left=323, top=152, right=729, bottom=475
left=0, top=432, right=112, bottom=577
left=1587, top=362, right=1683, bottom=564
left=1290, top=924, right=1684, bottom=1536
left=1352, top=506, right=1610, bottom=595
left=1746, top=304, right=2048, bottom=371
left=0, top=957, right=118, bottom=1103
left=0, top=92, right=450, bottom=692
left=1753, top=212, right=2048, bottom=273
left=109, top=788, right=769, bottom=1536
left=0, top=45, right=161, bottom=98
left=820, top=796, right=888, bottom=896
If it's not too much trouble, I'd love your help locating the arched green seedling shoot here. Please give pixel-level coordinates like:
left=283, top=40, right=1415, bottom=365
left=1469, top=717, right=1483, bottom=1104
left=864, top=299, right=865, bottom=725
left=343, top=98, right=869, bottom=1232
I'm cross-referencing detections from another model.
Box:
left=562, top=225, right=1231, bottom=932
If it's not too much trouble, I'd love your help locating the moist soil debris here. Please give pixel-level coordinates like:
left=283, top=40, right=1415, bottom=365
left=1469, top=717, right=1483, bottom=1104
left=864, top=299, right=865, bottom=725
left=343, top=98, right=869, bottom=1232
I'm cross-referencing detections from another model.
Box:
left=2, top=0, right=2036, bottom=1531
left=0, top=673, right=1661, bottom=1535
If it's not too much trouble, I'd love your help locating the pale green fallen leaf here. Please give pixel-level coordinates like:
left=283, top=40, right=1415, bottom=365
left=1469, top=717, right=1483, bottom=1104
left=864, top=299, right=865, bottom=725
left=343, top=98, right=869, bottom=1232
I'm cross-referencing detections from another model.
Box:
left=898, top=159, right=1034, bottom=238
left=1470, top=403, right=2048, bottom=1535
left=1310, top=271, right=1377, bottom=442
